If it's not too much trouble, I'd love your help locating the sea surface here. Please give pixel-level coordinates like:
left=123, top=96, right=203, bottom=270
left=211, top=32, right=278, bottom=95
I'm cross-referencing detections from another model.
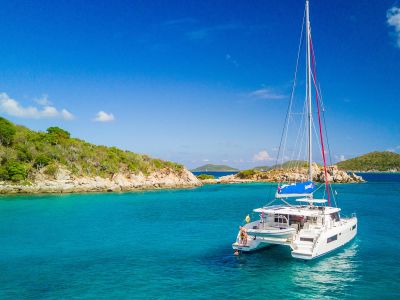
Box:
left=0, top=174, right=399, bottom=299
left=192, top=171, right=237, bottom=178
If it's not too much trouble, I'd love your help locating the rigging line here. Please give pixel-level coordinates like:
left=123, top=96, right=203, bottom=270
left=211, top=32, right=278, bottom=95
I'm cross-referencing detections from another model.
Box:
left=309, top=43, right=338, bottom=207
left=289, top=98, right=306, bottom=173
left=310, top=36, right=331, bottom=206
left=319, top=85, right=335, bottom=167
left=318, top=83, right=338, bottom=205
left=310, top=44, right=338, bottom=206
left=294, top=100, right=308, bottom=171
left=287, top=86, right=308, bottom=181
left=297, top=100, right=307, bottom=161
left=279, top=7, right=305, bottom=167
left=317, top=83, right=333, bottom=163
left=269, top=6, right=305, bottom=201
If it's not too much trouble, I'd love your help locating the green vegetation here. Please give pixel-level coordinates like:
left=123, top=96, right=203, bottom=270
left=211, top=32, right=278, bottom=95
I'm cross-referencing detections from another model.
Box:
left=191, top=164, right=239, bottom=172
left=0, top=117, right=183, bottom=182
left=237, top=169, right=258, bottom=179
left=337, top=151, right=400, bottom=171
left=196, top=174, right=215, bottom=180
left=0, top=117, right=16, bottom=146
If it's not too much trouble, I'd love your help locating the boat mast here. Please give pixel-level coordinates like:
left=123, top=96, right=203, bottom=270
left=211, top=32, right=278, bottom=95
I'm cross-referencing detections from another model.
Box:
left=306, top=0, right=312, bottom=182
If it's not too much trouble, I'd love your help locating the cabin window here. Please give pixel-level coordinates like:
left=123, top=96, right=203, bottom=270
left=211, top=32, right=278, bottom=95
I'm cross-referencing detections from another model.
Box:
left=352, top=224, right=357, bottom=230
left=300, top=237, right=314, bottom=242
left=330, top=213, right=340, bottom=222
left=327, top=234, right=338, bottom=243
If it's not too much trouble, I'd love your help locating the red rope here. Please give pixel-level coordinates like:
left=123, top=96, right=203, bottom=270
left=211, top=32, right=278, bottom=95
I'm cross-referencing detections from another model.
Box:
left=310, top=38, right=331, bottom=206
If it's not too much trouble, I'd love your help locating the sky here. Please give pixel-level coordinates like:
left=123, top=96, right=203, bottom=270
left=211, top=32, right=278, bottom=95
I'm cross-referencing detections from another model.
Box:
left=0, top=0, right=399, bottom=169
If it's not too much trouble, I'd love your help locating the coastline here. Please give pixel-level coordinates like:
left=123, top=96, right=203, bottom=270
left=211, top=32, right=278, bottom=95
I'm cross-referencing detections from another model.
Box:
left=0, top=168, right=201, bottom=195
left=199, top=164, right=365, bottom=185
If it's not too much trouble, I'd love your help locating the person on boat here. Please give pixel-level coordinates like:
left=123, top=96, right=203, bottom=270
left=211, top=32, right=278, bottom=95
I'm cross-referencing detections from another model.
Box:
left=239, top=226, right=248, bottom=245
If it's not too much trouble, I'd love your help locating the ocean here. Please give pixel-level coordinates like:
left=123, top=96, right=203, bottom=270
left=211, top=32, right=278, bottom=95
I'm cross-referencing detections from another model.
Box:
left=0, top=174, right=399, bottom=299
left=192, top=171, right=238, bottom=178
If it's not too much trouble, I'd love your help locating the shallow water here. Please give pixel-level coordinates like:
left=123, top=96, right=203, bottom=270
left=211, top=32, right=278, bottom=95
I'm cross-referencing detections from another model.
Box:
left=0, top=175, right=399, bottom=299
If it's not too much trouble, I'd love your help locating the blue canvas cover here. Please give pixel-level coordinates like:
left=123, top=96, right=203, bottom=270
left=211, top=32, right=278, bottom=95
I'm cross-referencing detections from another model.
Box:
left=277, top=181, right=316, bottom=196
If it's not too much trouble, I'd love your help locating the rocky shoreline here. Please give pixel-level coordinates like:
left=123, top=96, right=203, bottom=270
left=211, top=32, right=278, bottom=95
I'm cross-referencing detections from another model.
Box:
left=0, top=168, right=201, bottom=195
left=0, top=164, right=365, bottom=195
left=200, top=164, right=365, bottom=185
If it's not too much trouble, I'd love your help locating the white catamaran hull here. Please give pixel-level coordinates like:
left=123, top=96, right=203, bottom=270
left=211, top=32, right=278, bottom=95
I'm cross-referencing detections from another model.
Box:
left=233, top=217, right=357, bottom=259
left=291, top=217, right=357, bottom=260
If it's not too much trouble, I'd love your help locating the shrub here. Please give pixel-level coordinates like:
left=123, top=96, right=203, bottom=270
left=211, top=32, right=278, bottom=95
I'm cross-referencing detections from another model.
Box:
left=0, top=166, right=9, bottom=180
left=197, top=174, right=215, bottom=180
left=237, top=169, right=258, bottom=179
left=44, top=164, right=58, bottom=177
left=16, top=146, right=33, bottom=162
left=6, top=161, right=27, bottom=182
left=0, top=117, right=16, bottom=146
left=34, top=154, right=51, bottom=169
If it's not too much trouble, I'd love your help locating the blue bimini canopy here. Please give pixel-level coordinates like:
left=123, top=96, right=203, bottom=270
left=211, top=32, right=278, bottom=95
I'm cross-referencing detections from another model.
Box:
left=276, top=181, right=316, bottom=198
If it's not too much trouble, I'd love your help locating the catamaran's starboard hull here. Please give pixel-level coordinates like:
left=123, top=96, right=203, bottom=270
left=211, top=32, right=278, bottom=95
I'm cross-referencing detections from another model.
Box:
left=291, top=217, right=357, bottom=260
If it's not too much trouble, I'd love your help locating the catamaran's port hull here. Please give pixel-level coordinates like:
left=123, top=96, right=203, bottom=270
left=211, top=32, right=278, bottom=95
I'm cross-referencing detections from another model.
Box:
left=232, top=240, right=271, bottom=252
left=246, top=229, right=296, bottom=239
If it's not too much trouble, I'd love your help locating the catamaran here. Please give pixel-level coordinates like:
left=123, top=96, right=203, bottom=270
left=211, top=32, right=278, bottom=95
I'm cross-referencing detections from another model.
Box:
left=232, top=0, right=357, bottom=260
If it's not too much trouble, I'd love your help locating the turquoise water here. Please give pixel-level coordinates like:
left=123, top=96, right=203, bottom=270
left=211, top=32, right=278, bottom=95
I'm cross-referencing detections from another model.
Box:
left=192, top=171, right=237, bottom=178
left=0, top=175, right=399, bottom=299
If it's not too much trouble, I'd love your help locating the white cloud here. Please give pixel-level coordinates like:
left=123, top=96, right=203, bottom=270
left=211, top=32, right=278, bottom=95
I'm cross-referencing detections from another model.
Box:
left=387, top=6, right=400, bottom=47
left=202, top=159, right=209, bottom=162
left=0, top=93, right=74, bottom=120
left=93, top=111, right=115, bottom=122
left=249, top=88, right=286, bottom=100
left=222, top=159, right=229, bottom=163
left=61, top=109, right=74, bottom=120
left=35, top=94, right=52, bottom=106
left=339, top=155, right=346, bottom=162
left=253, top=150, right=274, bottom=162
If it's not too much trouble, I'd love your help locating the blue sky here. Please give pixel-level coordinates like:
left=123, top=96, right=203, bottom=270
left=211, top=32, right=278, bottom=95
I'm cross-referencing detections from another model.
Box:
left=0, top=0, right=399, bottom=169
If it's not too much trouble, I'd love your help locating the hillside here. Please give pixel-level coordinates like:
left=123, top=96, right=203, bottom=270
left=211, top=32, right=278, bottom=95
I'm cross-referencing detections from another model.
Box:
left=337, top=151, right=400, bottom=172
left=191, top=164, right=239, bottom=172
left=254, top=160, right=311, bottom=171
left=0, top=117, right=200, bottom=193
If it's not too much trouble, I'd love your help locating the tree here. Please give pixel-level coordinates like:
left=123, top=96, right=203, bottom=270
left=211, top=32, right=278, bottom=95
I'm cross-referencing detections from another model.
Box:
left=0, top=117, right=16, bottom=146
left=47, top=127, right=70, bottom=138
left=46, top=127, right=70, bottom=145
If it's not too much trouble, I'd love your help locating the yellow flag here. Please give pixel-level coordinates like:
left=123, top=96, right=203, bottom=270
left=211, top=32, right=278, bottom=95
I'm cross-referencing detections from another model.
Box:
left=245, top=215, right=250, bottom=223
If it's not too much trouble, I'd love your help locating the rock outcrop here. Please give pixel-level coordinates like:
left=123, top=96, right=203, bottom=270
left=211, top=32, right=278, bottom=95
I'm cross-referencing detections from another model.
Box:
left=0, top=167, right=201, bottom=194
left=201, top=164, right=364, bottom=184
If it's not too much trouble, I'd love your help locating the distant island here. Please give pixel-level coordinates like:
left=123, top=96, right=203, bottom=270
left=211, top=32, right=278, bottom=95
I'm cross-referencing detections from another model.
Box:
left=254, top=160, right=315, bottom=171
left=199, top=163, right=364, bottom=184
left=337, top=151, right=400, bottom=172
left=191, top=164, right=239, bottom=172
left=0, top=117, right=200, bottom=194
